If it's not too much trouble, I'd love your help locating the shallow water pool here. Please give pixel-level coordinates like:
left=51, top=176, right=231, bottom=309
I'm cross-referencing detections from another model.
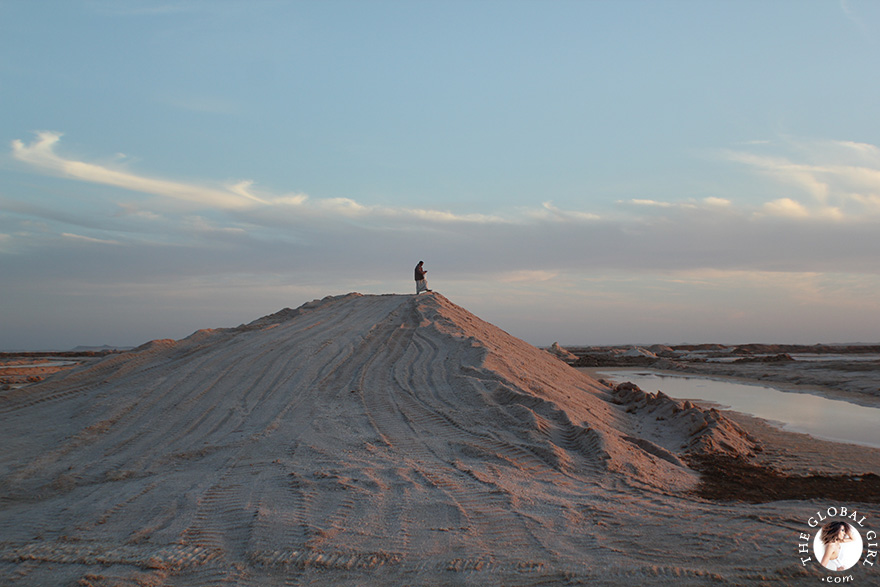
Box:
left=0, top=361, right=77, bottom=369
left=595, top=370, right=880, bottom=449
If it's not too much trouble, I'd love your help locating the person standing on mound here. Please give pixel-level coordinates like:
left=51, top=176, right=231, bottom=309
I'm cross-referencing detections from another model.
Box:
left=414, top=261, right=431, bottom=294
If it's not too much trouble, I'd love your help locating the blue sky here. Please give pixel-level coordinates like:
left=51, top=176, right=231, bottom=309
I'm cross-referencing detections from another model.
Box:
left=3, top=0, right=880, bottom=349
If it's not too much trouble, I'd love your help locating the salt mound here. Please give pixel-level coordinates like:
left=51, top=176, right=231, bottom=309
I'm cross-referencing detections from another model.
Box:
left=0, top=293, right=765, bottom=585
left=621, top=346, right=658, bottom=358
left=548, top=342, right=577, bottom=361
left=611, top=383, right=760, bottom=457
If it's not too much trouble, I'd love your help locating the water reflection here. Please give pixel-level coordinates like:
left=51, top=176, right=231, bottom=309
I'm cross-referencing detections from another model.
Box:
left=0, top=361, right=77, bottom=369
left=595, top=370, right=880, bottom=449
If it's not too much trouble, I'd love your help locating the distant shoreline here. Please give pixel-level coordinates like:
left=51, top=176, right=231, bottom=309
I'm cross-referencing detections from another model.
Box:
left=552, top=342, right=880, bottom=409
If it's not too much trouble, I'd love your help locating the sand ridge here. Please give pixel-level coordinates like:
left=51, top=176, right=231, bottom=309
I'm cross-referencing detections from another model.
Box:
left=0, top=293, right=874, bottom=585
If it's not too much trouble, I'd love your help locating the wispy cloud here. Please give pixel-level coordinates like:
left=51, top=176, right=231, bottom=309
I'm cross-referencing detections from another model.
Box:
left=498, top=270, right=558, bottom=283
left=725, top=137, right=880, bottom=219
left=725, top=151, right=832, bottom=201
left=758, top=197, right=810, bottom=219
left=12, top=132, right=268, bottom=209
left=839, top=0, right=873, bottom=42
left=10, top=132, right=589, bottom=227
left=62, top=233, right=124, bottom=245
left=703, top=197, right=731, bottom=207
left=627, top=199, right=676, bottom=208
left=620, top=197, right=729, bottom=211
left=530, top=201, right=600, bottom=222
left=7, top=132, right=880, bottom=349
left=114, top=203, right=162, bottom=221
left=182, top=216, right=247, bottom=236
left=9, top=131, right=880, bottom=286
left=834, top=139, right=880, bottom=161
left=0, top=195, right=113, bottom=230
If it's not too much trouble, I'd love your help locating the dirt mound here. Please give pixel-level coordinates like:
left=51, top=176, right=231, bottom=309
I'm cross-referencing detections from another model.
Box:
left=611, top=382, right=761, bottom=458
left=2, top=293, right=874, bottom=585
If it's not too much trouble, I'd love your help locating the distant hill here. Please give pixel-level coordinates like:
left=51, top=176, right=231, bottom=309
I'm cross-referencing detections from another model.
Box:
left=70, top=344, right=134, bottom=352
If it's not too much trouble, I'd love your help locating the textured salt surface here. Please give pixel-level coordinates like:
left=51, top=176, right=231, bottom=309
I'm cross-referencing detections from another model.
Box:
left=1, top=293, right=876, bottom=585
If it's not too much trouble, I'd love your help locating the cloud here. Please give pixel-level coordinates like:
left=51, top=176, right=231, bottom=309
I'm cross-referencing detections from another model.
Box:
left=759, top=198, right=809, bottom=219
left=725, top=137, right=880, bottom=219
left=386, top=207, right=508, bottom=224
left=620, top=197, right=730, bottom=212
left=0, top=196, right=113, bottom=231
left=628, top=199, right=675, bottom=208
left=114, top=203, right=162, bottom=221
left=8, top=132, right=880, bottom=349
left=834, top=140, right=880, bottom=161
left=755, top=197, right=843, bottom=220
left=184, top=216, right=248, bottom=237
left=9, top=131, right=880, bottom=287
left=524, top=201, right=600, bottom=222
left=498, top=270, right=558, bottom=283
left=839, top=0, right=873, bottom=42
left=726, top=151, right=831, bottom=201
left=62, top=233, right=124, bottom=245
left=703, top=197, right=731, bottom=207
left=11, top=132, right=524, bottom=227
left=12, top=132, right=268, bottom=210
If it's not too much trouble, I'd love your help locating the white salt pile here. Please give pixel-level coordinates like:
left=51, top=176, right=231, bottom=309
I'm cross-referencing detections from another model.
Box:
left=1, top=293, right=871, bottom=585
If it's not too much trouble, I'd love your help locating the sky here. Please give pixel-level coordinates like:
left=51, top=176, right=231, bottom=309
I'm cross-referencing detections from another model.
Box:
left=3, top=0, right=880, bottom=350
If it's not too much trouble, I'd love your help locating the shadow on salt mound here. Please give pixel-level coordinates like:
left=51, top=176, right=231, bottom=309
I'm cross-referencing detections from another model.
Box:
left=411, top=294, right=706, bottom=489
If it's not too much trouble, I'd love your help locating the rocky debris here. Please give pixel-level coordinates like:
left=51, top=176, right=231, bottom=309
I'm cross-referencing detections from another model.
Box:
left=651, top=358, right=687, bottom=370
left=732, top=353, right=795, bottom=364
left=566, top=343, right=880, bottom=368
left=671, top=343, right=729, bottom=352
left=621, top=347, right=657, bottom=358
left=568, top=345, right=692, bottom=368
left=611, top=381, right=761, bottom=458
left=646, top=344, right=679, bottom=358
left=0, top=353, right=110, bottom=387
left=571, top=353, right=657, bottom=368
left=0, top=350, right=121, bottom=359
left=547, top=342, right=577, bottom=362
left=735, top=343, right=880, bottom=355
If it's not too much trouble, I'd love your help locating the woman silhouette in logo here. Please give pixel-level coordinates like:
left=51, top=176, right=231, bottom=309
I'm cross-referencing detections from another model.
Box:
left=820, top=521, right=855, bottom=571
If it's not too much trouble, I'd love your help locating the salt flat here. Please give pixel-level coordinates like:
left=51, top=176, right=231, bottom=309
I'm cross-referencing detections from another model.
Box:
left=1, top=293, right=877, bottom=585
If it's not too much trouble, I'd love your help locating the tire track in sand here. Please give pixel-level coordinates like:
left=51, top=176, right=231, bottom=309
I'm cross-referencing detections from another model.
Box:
left=347, top=297, right=559, bottom=563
